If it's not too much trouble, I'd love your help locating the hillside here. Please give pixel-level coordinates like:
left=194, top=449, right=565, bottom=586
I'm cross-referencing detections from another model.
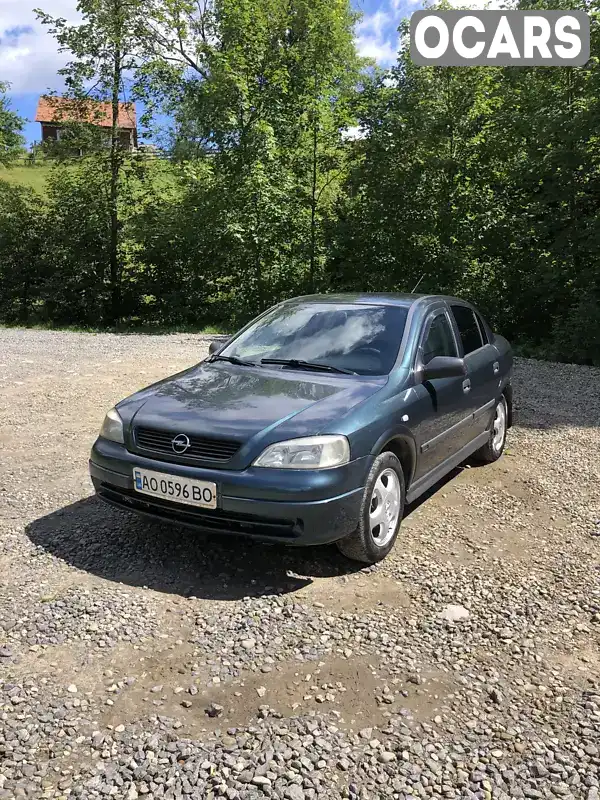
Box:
left=0, top=164, right=51, bottom=193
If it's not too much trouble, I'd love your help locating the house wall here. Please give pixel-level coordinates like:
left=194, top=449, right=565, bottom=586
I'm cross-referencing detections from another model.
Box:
left=40, top=123, right=137, bottom=150
left=119, top=129, right=135, bottom=148
left=41, top=124, right=59, bottom=142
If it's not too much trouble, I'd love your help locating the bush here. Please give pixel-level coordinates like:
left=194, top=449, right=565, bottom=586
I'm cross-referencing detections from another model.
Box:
left=550, top=295, right=600, bottom=366
left=0, top=181, right=47, bottom=323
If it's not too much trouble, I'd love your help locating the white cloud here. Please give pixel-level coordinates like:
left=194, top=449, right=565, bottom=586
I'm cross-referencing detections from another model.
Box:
left=355, top=0, right=515, bottom=64
left=0, top=0, right=79, bottom=93
left=356, top=8, right=399, bottom=65
left=2, top=0, right=514, bottom=97
left=341, top=125, right=368, bottom=142
left=356, top=35, right=398, bottom=63
left=357, top=9, right=392, bottom=40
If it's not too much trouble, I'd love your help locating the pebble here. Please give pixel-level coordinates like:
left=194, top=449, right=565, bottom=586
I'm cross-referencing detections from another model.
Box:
left=1, top=335, right=599, bottom=800
left=252, top=775, right=272, bottom=787
left=438, top=604, right=470, bottom=622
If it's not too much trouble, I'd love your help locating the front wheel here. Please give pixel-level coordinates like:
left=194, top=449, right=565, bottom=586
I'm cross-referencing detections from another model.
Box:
left=473, top=395, right=508, bottom=464
left=337, top=452, right=405, bottom=564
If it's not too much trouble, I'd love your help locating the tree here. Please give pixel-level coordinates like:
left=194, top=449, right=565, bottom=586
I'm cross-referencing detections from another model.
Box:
left=1, top=0, right=598, bottom=364
left=136, top=0, right=361, bottom=312
left=331, top=46, right=509, bottom=307
left=36, top=0, right=144, bottom=323
left=331, top=0, right=600, bottom=357
left=0, top=182, right=46, bottom=321
left=0, top=83, right=26, bottom=166
left=282, top=0, right=362, bottom=290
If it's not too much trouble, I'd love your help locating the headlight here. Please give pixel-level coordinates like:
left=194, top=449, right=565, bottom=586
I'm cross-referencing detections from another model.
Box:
left=253, top=435, right=350, bottom=469
left=99, top=407, right=124, bottom=444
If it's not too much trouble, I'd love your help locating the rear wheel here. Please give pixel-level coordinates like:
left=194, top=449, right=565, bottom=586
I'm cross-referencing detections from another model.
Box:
left=473, top=395, right=508, bottom=464
left=337, top=452, right=405, bottom=564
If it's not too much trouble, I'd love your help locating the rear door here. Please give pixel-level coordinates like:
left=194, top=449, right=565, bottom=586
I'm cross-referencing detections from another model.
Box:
left=449, top=304, right=499, bottom=438
left=412, top=308, right=471, bottom=480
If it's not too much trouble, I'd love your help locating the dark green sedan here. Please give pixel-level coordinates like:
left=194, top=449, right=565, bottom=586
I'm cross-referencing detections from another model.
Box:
left=90, top=293, right=513, bottom=564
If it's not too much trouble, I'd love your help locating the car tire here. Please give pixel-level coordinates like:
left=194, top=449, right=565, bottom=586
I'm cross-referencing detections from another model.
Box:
left=337, top=451, right=405, bottom=564
left=473, top=395, right=508, bottom=464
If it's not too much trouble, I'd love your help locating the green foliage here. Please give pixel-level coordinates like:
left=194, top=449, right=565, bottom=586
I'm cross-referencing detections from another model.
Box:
left=36, top=0, right=147, bottom=323
left=329, top=3, right=600, bottom=363
left=1, top=0, right=599, bottom=362
left=0, top=155, right=181, bottom=326
left=0, top=83, right=26, bottom=165
left=549, top=295, right=600, bottom=366
left=35, top=0, right=142, bottom=98
left=0, top=182, right=47, bottom=322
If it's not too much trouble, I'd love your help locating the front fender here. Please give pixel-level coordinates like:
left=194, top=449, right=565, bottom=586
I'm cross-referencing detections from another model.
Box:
left=369, top=427, right=418, bottom=488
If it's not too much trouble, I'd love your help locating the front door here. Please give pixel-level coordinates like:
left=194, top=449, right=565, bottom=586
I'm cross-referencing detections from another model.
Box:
left=412, top=309, right=473, bottom=480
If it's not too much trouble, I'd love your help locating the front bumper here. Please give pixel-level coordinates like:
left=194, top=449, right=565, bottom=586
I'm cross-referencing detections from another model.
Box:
left=89, top=437, right=370, bottom=545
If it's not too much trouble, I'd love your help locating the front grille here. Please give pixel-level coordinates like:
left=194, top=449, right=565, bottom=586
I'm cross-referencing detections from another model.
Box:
left=95, top=482, right=299, bottom=538
left=135, top=427, right=240, bottom=463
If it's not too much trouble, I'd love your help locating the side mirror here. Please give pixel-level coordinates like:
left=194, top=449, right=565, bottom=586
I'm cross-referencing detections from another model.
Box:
left=208, top=337, right=232, bottom=356
left=422, top=356, right=466, bottom=381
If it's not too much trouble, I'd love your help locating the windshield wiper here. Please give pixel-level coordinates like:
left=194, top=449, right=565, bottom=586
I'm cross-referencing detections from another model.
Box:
left=208, top=355, right=256, bottom=367
left=260, top=358, right=356, bottom=375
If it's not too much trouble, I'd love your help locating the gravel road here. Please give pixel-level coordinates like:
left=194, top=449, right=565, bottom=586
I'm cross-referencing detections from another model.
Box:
left=0, top=327, right=599, bottom=800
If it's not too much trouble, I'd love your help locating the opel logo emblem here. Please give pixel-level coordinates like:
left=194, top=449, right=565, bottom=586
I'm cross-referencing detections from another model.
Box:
left=171, top=433, right=191, bottom=454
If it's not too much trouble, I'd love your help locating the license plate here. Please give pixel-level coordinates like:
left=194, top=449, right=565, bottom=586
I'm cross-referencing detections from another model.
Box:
left=133, top=468, right=217, bottom=509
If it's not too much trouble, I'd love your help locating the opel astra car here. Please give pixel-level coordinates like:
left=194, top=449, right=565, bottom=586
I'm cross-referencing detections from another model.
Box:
left=90, top=294, right=513, bottom=564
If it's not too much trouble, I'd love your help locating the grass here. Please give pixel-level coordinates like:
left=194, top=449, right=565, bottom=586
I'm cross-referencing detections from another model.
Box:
left=0, top=159, right=181, bottom=197
left=0, top=164, right=52, bottom=193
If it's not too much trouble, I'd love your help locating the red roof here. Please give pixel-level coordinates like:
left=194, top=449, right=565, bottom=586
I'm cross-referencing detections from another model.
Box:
left=35, top=96, right=136, bottom=129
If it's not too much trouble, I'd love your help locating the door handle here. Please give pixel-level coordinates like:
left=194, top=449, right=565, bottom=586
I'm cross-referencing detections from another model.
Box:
left=462, top=379, right=471, bottom=394
left=493, top=361, right=500, bottom=374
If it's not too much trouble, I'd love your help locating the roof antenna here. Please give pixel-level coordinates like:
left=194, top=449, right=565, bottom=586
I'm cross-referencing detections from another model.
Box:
left=411, top=274, right=425, bottom=293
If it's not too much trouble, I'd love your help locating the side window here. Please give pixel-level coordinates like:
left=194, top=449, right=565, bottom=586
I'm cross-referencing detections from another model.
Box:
left=475, top=313, right=489, bottom=345
left=451, top=305, right=484, bottom=355
left=421, top=314, right=458, bottom=365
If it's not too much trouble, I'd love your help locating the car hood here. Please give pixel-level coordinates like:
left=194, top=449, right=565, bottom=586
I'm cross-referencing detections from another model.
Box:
left=118, top=361, right=386, bottom=451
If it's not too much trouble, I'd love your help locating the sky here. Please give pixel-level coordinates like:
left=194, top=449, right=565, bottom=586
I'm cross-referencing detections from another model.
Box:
left=0, top=0, right=492, bottom=146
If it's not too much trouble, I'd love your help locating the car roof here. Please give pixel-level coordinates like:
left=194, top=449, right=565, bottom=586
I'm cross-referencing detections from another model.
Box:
left=283, top=293, right=472, bottom=309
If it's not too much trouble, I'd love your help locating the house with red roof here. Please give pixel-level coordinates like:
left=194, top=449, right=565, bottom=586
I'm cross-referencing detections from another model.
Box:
left=35, top=96, right=138, bottom=150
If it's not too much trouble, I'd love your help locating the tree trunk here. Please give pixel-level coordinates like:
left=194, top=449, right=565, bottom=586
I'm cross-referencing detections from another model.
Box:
left=441, top=69, right=456, bottom=289
left=309, top=114, right=318, bottom=293
left=565, top=68, right=580, bottom=291
left=108, top=32, right=122, bottom=325
left=253, top=193, right=263, bottom=312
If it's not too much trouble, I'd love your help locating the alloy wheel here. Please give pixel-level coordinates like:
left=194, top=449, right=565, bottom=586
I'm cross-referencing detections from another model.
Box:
left=492, top=398, right=507, bottom=453
left=369, top=468, right=402, bottom=546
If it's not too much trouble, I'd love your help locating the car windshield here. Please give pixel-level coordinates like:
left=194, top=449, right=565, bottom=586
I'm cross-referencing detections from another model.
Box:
left=221, top=302, right=409, bottom=376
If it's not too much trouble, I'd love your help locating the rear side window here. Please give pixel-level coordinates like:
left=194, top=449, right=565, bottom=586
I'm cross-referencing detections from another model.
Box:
left=422, top=314, right=458, bottom=364
left=475, top=313, right=489, bottom=344
left=451, top=305, right=484, bottom=355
